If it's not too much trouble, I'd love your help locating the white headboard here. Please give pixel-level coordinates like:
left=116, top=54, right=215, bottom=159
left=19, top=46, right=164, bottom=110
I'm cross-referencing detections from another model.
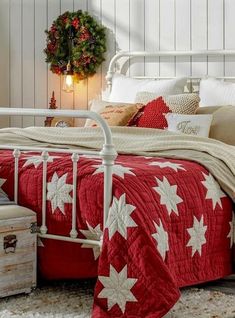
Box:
left=106, top=50, right=235, bottom=93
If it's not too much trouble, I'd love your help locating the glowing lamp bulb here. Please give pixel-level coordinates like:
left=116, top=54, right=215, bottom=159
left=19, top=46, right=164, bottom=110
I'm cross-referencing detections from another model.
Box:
left=63, top=74, right=74, bottom=93
left=62, top=61, right=74, bottom=93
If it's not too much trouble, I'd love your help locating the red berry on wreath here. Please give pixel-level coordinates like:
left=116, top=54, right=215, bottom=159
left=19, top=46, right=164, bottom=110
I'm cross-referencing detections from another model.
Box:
left=72, top=18, right=80, bottom=29
left=50, top=24, right=57, bottom=33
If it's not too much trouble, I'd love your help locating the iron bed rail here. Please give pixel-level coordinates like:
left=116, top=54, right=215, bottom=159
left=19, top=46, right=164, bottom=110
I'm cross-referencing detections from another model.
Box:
left=106, top=49, right=235, bottom=91
left=0, top=108, right=117, bottom=248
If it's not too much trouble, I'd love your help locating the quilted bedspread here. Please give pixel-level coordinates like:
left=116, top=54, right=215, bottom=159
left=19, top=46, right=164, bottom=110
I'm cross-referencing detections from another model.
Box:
left=0, top=149, right=233, bottom=318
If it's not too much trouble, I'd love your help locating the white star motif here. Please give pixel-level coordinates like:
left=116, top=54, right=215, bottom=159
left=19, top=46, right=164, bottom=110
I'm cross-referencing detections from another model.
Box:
left=93, top=164, right=135, bottom=179
left=98, top=265, right=137, bottom=314
left=106, top=193, right=137, bottom=240
left=47, top=172, right=73, bottom=214
left=152, top=220, right=169, bottom=261
left=227, top=213, right=235, bottom=248
left=149, top=161, right=186, bottom=172
left=0, top=178, right=7, bottom=197
left=23, top=155, right=60, bottom=168
left=80, top=222, right=102, bottom=260
left=186, top=215, right=207, bottom=257
left=153, top=177, right=183, bottom=216
left=201, top=173, right=226, bottom=210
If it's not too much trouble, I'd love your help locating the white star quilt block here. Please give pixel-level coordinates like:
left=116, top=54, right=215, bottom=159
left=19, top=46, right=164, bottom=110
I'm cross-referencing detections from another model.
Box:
left=186, top=215, right=207, bottom=257
left=149, top=161, right=186, bottom=172
left=106, top=193, right=137, bottom=240
left=23, top=155, right=60, bottom=168
left=201, top=173, right=226, bottom=210
left=93, top=164, right=135, bottom=179
left=98, top=264, right=137, bottom=314
left=47, top=172, right=73, bottom=214
left=153, top=177, right=183, bottom=216
left=80, top=222, right=103, bottom=260
left=227, top=213, right=235, bottom=248
left=152, top=220, right=169, bottom=261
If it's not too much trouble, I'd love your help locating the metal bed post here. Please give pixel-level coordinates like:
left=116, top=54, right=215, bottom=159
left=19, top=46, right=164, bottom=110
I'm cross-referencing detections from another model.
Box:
left=70, top=153, right=79, bottom=239
left=100, top=144, right=117, bottom=232
left=13, top=149, right=21, bottom=204
left=40, top=151, right=49, bottom=235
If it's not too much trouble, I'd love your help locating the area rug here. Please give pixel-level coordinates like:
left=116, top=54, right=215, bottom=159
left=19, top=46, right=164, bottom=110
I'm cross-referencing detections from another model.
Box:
left=0, top=280, right=235, bottom=318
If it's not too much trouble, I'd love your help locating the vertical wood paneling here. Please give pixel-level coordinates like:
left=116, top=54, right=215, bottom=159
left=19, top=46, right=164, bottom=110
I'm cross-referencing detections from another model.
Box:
left=145, top=0, right=160, bottom=77
left=159, top=0, right=175, bottom=77
left=74, top=0, right=88, bottom=126
left=191, top=0, right=208, bottom=78
left=10, top=0, right=22, bottom=127
left=0, top=0, right=10, bottom=127
left=208, top=0, right=224, bottom=76
left=0, top=0, right=235, bottom=128
left=129, top=0, right=145, bottom=76
left=224, top=0, right=235, bottom=76
left=60, top=0, right=74, bottom=111
left=175, top=0, right=191, bottom=82
left=22, top=0, right=35, bottom=127
left=101, top=0, right=115, bottom=100
left=47, top=0, right=61, bottom=110
left=115, top=0, right=130, bottom=75
left=87, top=0, right=102, bottom=105
left=35, top=0, right=47, bottom=126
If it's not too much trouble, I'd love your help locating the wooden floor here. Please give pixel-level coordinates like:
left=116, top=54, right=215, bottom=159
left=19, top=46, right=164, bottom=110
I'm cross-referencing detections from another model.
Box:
left=199, top=275, right=235, bottom=295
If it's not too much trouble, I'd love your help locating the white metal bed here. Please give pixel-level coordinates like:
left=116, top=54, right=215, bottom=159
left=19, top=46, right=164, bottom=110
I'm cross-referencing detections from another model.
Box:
left=0, top=50, right=235, bottom=250
left=0, top=109, right=117, bottom=248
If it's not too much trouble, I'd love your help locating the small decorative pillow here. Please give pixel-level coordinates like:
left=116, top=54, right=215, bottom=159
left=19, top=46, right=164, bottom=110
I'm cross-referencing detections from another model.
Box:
left=166, top=113, right=213, bottom=137
left=197, top=105, right=235, bottom=145
left=88, top=103, right=143, bottom=127
left=199, top=78, right=235, bottom=106
left=135, top=92, right=200, bottom=114
left=85, top=100, right=141, bottom=127
left=127, top=97, right=172, bottom=129
left=109, top=74, right=187, bottom=103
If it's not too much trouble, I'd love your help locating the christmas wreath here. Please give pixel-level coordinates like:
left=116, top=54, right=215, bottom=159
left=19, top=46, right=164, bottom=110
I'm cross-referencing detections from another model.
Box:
left=44, top=10, right=106, bottom=80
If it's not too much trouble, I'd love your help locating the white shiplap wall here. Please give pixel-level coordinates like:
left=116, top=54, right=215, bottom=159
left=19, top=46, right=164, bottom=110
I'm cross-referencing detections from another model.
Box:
left=0, top=0, right=235, bottom=127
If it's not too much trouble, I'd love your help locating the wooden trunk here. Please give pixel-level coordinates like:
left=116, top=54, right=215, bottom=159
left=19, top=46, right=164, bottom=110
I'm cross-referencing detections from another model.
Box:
left=0, top=205, right=37, bottom=297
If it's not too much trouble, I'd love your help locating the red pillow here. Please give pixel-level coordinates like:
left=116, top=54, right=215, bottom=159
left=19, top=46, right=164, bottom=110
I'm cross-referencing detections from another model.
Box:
left=127, top=97, right=171, bottom=129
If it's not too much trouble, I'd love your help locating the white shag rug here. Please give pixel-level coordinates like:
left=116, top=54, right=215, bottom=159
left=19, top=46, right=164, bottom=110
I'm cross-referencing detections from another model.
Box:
left=0, top=280, right=235, bottom=318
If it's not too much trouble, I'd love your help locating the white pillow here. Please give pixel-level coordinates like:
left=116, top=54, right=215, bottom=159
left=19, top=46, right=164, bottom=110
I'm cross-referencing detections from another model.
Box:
left=166, top=113, right=213, bottom=137
left=109, top=74, right=187, bottom=103
left=200, top=78, right=235, bottom=106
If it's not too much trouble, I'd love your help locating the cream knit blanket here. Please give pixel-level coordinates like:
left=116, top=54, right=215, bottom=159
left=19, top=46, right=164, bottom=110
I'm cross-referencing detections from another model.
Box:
left=0, top=126, right=234, bottom=201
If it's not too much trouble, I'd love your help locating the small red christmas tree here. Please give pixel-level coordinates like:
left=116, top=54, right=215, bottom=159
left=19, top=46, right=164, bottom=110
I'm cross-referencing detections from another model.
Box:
left=44, top=91, right=57, bottom=127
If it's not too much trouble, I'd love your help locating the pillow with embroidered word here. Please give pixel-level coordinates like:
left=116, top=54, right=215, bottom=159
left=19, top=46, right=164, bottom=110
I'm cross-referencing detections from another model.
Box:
left=87, top=103, right=143, bottom=127
left=165, top=113, right=213, bottom=137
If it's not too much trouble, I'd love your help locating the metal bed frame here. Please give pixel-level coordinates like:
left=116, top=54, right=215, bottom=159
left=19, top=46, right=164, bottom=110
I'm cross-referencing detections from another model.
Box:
left=0, top=50, right=235, bottom=249
left=0, top=109, right=117, bottom=248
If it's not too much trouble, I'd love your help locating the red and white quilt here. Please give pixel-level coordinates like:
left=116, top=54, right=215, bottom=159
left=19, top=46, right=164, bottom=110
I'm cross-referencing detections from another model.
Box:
left=0, top=150, right=233, bottom=318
